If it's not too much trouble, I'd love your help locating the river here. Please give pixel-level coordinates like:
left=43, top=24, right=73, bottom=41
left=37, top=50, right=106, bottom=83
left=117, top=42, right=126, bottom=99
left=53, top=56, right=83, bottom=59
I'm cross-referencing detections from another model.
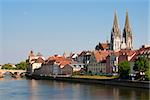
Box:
left=0, top=77, right=149, bottom=100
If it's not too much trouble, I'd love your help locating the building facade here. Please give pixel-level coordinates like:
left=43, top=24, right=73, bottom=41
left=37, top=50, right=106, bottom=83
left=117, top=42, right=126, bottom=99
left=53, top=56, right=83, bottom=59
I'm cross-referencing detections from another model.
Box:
left=87, top=51, right=110, bottom=75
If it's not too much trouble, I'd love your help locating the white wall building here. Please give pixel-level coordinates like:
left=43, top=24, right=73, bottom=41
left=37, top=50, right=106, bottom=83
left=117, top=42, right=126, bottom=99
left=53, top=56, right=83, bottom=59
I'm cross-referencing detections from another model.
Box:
left=69, top=62, right=85, bottom=72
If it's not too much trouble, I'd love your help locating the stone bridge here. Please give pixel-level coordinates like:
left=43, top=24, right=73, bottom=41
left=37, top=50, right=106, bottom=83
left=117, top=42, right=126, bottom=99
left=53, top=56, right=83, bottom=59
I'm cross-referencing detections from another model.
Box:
left=0, top=69, right=26, bottom=75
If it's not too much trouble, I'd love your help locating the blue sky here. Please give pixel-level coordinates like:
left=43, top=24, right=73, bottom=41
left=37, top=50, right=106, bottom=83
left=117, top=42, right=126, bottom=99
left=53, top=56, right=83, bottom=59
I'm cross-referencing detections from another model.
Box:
left=0, top=0, right=149, bottom=64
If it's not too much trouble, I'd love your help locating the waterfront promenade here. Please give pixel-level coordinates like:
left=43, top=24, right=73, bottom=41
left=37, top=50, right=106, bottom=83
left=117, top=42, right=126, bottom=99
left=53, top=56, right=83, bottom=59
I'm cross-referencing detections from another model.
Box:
left=27, top=75, right=150, bottom=89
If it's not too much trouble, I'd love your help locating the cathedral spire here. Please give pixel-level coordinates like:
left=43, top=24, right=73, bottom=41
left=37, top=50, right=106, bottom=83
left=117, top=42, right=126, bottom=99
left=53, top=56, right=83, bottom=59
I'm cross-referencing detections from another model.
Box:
left=112, top=10, right=120, bottom=37
left=125, top=10, right=130, bottom=29
left=123, top=10, right=133, bottom=50
left=113, top=10, right=119, bottom=29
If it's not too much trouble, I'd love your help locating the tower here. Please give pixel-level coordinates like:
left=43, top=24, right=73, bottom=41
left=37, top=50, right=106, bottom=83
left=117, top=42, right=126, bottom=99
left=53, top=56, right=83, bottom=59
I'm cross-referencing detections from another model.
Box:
left=122, top=10, right=133, bottom=50
left=28, top=50, right=35, bottom=62
left=110, top=10, right=121, bottom=51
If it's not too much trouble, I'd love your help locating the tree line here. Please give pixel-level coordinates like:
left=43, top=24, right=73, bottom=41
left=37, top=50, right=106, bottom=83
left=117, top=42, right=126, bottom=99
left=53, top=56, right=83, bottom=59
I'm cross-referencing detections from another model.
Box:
left=118, top=56, right=150, bottom=80
left=1, top=60, right=29, bottom=70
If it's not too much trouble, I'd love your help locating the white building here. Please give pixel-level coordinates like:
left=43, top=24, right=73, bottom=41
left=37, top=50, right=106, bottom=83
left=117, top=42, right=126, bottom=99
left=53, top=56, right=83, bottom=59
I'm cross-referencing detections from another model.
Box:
left=69, top=62, right=85, bottom=72
left=27, top=51, right=45, bottom=74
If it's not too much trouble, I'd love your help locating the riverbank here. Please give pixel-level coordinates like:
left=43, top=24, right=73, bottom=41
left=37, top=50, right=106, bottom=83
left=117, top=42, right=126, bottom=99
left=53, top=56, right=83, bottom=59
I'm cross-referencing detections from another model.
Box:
left=26, top=75, right=150, bottom=89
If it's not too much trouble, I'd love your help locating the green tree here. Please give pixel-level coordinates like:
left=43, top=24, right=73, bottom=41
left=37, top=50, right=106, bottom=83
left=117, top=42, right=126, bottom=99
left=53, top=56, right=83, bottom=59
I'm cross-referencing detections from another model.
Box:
left=118, top=61, right=131, bottom=79
left=132, top=57, right=150, bottom=80
left=145, top=69, right=150, bottom=80
left=133, top=56, right=149, bottom=72
left=16, top=61, right=29, bottom=70
left=1, top=64, right=15, bottom=70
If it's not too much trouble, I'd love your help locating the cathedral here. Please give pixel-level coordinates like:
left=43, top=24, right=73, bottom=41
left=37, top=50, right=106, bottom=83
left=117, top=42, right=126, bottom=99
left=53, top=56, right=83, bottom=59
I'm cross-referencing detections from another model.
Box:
left=95, top=10, right=133, bottom=51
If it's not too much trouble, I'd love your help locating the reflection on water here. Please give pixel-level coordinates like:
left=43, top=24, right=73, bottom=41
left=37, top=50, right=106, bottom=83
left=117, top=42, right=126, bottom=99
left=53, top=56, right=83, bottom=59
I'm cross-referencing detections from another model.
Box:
left=2, top=72, right=12, bottom=79
left=0, top=78, right=149, bottom=100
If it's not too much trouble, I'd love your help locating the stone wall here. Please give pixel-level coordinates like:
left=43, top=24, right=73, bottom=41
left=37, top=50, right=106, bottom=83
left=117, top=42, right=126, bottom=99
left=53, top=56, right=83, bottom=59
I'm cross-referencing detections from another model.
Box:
left=29, top=75, right=149, bottom=89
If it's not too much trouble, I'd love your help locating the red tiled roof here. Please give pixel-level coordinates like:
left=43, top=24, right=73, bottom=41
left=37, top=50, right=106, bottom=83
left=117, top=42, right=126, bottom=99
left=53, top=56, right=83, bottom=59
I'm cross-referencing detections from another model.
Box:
left=130, top=53, right=138, bottom=62
left=94, top=50, right=110, bottom=62
left=47, top=55, right=71, bottom=68
left=130, top=46, right=150, bottom=62
left=35, top=57, right=45, bottom=63
left=59, top=61, right=71, bottom=68
left=114, top=49, right=136, bottom=57
left=48, top=55, right=70, bottom=62
left=138, top=47, right=150, bottom=56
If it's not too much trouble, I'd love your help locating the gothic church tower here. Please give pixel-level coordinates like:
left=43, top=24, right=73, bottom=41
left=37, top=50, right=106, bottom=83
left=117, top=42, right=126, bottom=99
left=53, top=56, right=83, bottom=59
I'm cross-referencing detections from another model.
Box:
left=110, top=11, right=121, bottom=51
left=122, top=10, right=133, bottom=50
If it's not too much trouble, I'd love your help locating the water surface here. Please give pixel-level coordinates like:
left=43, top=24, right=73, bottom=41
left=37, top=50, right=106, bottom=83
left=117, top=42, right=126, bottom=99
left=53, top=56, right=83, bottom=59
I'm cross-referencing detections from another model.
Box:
left=0, top=78, right=149, bottom=100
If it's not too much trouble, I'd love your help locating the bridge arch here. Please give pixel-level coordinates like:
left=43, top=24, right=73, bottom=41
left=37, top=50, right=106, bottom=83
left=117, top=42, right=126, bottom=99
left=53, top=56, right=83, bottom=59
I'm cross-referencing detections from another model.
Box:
left=0, top=69, right=26, bottom=77
left=3, top=71, right=14, bottom=76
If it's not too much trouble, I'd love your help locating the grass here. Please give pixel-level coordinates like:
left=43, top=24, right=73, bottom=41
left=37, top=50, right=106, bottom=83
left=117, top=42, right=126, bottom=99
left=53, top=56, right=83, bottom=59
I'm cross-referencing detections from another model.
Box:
left=72, top=75, right=118, bottom=79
